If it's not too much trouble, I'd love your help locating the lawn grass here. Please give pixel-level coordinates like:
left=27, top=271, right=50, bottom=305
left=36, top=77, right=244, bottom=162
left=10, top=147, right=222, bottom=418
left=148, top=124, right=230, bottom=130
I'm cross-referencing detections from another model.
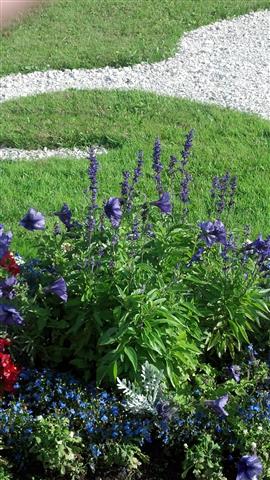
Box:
left=0, top=90, right=269, bottom=258
left=0, top=0, right=268, bottom=77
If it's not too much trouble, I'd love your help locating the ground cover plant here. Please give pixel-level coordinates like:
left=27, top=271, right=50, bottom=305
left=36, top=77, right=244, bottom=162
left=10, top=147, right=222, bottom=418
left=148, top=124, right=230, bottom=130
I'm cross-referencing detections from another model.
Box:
left=1, top=0, right=268, bottom=77
left=0, top=133, right=269, bottom=478
left=1, top=90, right=270, bottom=259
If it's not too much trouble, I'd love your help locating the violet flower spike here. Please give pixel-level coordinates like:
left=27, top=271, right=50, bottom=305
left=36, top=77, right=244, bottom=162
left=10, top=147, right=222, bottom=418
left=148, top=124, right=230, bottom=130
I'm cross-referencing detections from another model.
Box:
left=151, top=192, right=172, bottom=214
left=104, top=197, right=122, bottom=228
left=168, top=155, right=178, bottom=176
left=205, top=394, right=229, bottom=417
left=46, top=277, right=68, bottom=303
left=0, top=224, right=12, bottom=259
left=152, top=138, right=163, bottom=193
left=181, top=129, right=194, bottom=167
left=236, top=455, right=263, bottom=480
left=87, top=147, right=99, bottom=232
left=0, top=305, right=24, bottom=326
left=120, top=171, right=130, bottom=197
left=20, top=208, right=45, bottom=231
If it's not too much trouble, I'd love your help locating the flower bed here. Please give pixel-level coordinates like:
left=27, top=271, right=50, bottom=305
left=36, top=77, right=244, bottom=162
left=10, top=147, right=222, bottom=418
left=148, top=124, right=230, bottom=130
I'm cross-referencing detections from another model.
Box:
left=0, top=132, right=269, bottom=479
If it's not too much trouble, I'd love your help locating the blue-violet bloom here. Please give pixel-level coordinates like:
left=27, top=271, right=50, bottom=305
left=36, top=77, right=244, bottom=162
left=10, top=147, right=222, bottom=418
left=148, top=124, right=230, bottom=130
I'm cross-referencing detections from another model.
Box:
left=46, top=277, right=68, bottom=302
left=104, top=197, right=122, bottom=228
left=0, top=305, right=24, bottom=325
left=236, top=455, right=263, bottom=480
left=20, top=208, right=45, bottom=231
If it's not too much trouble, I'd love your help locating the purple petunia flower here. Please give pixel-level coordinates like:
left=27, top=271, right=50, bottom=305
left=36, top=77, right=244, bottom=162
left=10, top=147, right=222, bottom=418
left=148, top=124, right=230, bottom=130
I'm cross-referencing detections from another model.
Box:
left=20, top=208, right=45, bottom=231
left=0, top=305, right=24, bottom=325
left=236, top=455, right=263, bottom=480
left=205, top=394, right=229, bottom=417
left=0, top=276, right=17, bottom=300
left=104, top=197, right=122, bottom=228
left=228, top=365, right=241, bottom=383
left=54, top=204, right=73, bottom=230
left=0, top=225, right=13, bottom=259
left=46, top=277, right=68, bottom=302
left=199, top=220, right=227, bottom=247
left=151, top=192, right=172, bottom=214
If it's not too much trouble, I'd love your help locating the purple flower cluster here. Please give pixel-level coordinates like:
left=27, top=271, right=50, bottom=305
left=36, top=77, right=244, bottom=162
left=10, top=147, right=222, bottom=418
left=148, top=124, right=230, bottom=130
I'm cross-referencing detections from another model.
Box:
left=244, top=235, right=270, bottom=268
left=45, top=277, right=68, bottom=303
left=181, top=128, right=194, bottom=167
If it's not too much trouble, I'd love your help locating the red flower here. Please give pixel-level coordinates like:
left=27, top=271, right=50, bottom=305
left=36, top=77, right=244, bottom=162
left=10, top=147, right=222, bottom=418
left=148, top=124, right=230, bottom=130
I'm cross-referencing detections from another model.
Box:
left=0, top=251, right=20, bottom=276
left=0, top=339, right=21, bottom=393
left=0, top=338, right=11, bottom=353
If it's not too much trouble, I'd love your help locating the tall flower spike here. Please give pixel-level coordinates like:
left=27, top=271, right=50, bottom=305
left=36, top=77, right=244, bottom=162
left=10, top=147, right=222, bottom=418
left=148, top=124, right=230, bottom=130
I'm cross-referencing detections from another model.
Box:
left=181, top=129, right=194, bottom=167
left=87, top=147, right=99, bottom=232
left=152, top=138, right=163, bottom=193
left=20, top=208, right=45, bottom=231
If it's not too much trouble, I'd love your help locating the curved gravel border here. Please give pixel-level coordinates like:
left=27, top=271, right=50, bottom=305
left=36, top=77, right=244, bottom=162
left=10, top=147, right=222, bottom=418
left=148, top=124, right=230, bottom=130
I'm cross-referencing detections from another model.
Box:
left=0, top=146, right=107, bottom=161
left=1, top=10, right=269, bottom=160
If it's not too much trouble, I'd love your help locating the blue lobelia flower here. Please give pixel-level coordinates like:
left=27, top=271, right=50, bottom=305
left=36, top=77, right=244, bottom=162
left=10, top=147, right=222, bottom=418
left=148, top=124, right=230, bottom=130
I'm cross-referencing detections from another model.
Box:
left=0, top=225, right=13, bottom=259
left=151, top=192, right=172, bottom=214
left=199, top=220, right=227, bottom=246
left=20, top=208, right=45, bottom=231
left=236, top=455, right=263, bottom=480
left=0, top=276, right=17, bottom=300
left=0, top=304, right=24, bottom=325
left=205, top=394, right=229, bottom=417
left=46, top=277, right=68, bottom=302
left=104, top=197, right=122, bottom=228
left=228, top=365, right=241, bottom=382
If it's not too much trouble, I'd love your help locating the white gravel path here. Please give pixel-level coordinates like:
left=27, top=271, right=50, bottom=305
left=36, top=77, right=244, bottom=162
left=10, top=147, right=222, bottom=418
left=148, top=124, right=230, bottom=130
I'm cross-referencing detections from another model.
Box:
left=0, top=147, right=107, bottom=161
left=1, top=10, right=269, bottom=161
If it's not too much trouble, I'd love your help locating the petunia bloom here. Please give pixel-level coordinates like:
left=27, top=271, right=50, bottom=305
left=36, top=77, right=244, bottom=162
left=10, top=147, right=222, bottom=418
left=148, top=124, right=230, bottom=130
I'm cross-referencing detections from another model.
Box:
left=104, top=197, right=122, bottom=228
left=199, top=220, right=227, bottom=246
left=54, top=204, right=72, bottom=230
left=20, top=208, right=45, bottom=231
left=228, top=365, right=241, bottom=382
left=0, top=276, right=17, bottom=300
left=0, top=225, right=12, bottom=259
left=205, top=394, right=229, bottom=417
left=46, top=277, right=68, bottom=302
left=151, top=192, right=172, bottom=214
left=0, top=252, right=20, bottom=275
left=236, top=455, right=263, bottom=480
left=0, top=305, right=24, bottom=326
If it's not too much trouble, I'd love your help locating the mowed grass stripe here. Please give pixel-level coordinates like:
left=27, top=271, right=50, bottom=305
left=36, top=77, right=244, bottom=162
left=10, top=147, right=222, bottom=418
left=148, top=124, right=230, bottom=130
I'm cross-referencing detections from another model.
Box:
left=0, top=90, right=269, bottom=258
left=1, top=0, right=269, bottom=76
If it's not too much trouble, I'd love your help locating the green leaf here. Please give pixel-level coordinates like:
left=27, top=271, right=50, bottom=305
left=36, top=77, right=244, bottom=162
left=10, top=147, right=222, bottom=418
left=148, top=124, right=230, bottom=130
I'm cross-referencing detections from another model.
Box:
left=124, top=346, right=138, bottom=372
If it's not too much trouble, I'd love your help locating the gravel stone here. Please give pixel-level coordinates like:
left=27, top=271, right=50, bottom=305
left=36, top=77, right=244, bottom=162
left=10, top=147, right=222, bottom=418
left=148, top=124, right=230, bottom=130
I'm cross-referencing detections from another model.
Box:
left=0, top=11, right=269, bottom=161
